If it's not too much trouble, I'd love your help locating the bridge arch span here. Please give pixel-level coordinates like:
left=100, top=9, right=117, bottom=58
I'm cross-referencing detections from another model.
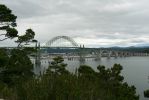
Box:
left=45, top=36, right=79, bottom=47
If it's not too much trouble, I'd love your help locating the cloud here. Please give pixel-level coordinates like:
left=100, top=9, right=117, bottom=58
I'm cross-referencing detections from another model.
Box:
left=0, top=0, right=149, bottom=47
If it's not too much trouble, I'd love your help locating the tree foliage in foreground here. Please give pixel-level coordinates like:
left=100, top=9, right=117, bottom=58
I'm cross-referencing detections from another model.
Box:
left=0, top=49, right=34, bottom=87
left=0, top=4, right=35, bottom=99
left=144, top=89, right=149, bottom=98
left=0, top=56, right=139, bottom=100
left=0, top=4, right=36, bottom=47
left=0, top=4, right=18, bottom=41
left=16, top=29, right=35, bottom=47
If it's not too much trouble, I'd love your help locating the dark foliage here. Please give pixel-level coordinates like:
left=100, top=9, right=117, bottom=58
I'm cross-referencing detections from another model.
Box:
left=144, top=89, right=149, bottom=98
left=0, top=57, right=139, bottom=100
left=0, top=4, right=18, bottom=40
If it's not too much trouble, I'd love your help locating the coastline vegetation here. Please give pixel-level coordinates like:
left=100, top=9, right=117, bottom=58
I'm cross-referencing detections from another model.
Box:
left=0, top=55, right=139, bottom=100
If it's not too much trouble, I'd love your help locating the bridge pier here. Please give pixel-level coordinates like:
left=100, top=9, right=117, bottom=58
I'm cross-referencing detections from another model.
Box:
left=114, top=52, right=118, bottom=58
left=35, top=42, right=41, bottom=66
left=107, top=51, right=112, bottom=59
left=93, top=49, right=102, bottom=60
left=78, top=45, right=86, bottom=62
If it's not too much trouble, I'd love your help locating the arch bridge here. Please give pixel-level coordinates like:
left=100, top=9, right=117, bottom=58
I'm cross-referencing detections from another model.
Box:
left=39, top=36, right=149, bottom=60
left=45, top=36, right=79, bottom=48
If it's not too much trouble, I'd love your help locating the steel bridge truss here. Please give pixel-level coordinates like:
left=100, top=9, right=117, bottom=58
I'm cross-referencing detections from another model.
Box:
left=45, top=36, right=78, bottom=47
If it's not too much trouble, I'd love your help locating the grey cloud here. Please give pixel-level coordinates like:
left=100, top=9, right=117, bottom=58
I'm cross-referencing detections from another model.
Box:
left=0, top=0, right=47, bottom=18
left=0, top=0, right=149, bottom=47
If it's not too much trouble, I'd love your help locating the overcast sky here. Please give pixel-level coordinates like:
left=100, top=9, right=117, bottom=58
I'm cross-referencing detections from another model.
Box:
left=0, top=0, right=149, bottom=47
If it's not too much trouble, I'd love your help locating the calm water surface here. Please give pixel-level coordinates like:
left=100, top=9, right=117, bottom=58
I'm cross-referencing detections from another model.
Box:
left=32, top=57, right=149, bottom=100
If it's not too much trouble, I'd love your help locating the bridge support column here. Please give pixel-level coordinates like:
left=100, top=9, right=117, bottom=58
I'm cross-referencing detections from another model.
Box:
left=35, top=42, right=41, bottom=66
left=78, top=45, right=85, bottom=62
left=115, top=52, right=118, bottom=58
left=107, top=51, right=111, bottom=59
left=94, top=49, right=102, bottom=60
